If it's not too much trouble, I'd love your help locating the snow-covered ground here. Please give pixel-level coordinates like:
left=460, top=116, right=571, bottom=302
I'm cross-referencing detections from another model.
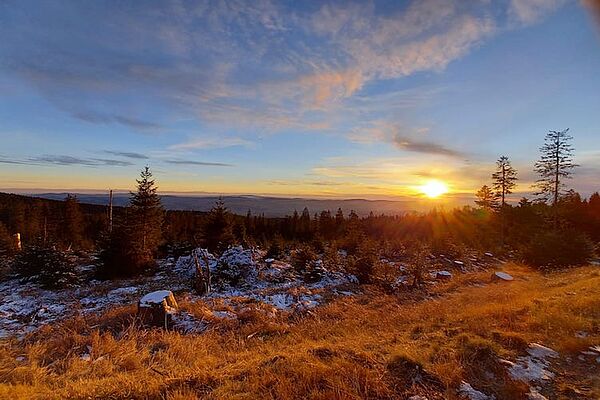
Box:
left=0, top=246, right=359, bottom=339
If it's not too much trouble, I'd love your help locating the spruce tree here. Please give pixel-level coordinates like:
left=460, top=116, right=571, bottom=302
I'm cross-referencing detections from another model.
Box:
left=492, top=156, right=518, bottom=208
left=63, top=194, right=85, bottom=249
left=534, top=128, right=577, bottom=228
left=491, top=156, right=517, bottom=245
left=475, top=185, right=498, bottom=210
left=128, top=166, right=164, bottom=262
left=203, top=198, right=235, bottom=253
left=0, top=222, right=13, bottom=254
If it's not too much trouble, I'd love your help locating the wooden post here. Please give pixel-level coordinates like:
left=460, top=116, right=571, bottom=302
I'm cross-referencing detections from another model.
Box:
left=43, top=216, right=47, bottom=246
left=108, top=189, right=113, bottom=233
left=13, top=233, right=22, bottom=251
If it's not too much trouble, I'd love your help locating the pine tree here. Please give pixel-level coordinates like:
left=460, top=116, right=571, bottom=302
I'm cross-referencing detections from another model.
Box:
left=0, top=222, right=13, bottom=254
left=203, top=198, right=235, bottom=253
left=128, top=167, right=164, bottom=264
left=63, top=194, right=85, bottom=249
left=492, top=156, right=518, bottom=208
left=534, top=128, right=577, bottom=228
left=491, top=156, right=517, bottom=245
left=335, top=208, right=344, bottom=234
left=475, top=185, right=498, bottom=210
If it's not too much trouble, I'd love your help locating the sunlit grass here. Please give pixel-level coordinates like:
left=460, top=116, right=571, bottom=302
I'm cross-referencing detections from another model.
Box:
left=1, top=264, right=599, bottom=399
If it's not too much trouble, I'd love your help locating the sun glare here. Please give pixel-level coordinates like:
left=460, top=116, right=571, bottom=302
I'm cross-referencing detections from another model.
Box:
left=420, top=180, right=449, bottom=198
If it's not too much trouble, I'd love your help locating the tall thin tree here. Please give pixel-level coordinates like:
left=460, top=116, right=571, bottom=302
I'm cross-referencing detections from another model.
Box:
left=492, top=156, right=518, bottom=245
left=533, top=129, right=577, bottom=228
left=492, top=156, right=518, bottom=208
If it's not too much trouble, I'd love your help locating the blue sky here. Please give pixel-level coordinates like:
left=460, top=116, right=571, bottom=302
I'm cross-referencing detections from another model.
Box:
left=0, top=0, right=599, bottom=202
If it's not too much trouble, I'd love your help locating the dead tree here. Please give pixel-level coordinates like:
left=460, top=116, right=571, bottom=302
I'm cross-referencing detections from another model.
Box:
left=193, top=250, right=212, bottom=295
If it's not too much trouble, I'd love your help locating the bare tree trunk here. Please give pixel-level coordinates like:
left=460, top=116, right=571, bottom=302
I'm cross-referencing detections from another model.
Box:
left=193, top=250, right=211, bottom=295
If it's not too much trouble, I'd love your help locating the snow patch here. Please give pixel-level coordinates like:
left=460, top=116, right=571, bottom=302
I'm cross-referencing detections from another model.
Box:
left=459, top=381, right=494, bottom=400
left=139, top=290, right=173, bottom=306
left=503, top=343, right=558, bottom=383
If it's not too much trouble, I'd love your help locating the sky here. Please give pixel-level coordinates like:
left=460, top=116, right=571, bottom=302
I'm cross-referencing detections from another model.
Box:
left=1, top=0, right=599, bottom=203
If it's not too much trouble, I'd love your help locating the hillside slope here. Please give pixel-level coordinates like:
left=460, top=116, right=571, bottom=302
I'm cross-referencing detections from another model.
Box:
left=1, top=264, right=599, bottom=399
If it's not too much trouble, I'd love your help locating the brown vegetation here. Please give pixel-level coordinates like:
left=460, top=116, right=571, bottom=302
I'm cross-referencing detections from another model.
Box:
left=1, top=263, right=598, bottom=399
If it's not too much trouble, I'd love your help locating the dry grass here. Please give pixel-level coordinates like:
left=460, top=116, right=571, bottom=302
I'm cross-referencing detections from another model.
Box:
left=1, top=264, right=599, bottom=399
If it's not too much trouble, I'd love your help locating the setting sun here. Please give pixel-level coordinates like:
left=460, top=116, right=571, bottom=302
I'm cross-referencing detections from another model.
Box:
left=420, top=180, right=449, bottom=198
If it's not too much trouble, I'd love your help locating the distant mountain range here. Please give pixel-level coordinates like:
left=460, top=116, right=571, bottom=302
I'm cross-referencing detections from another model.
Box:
left=30, top=193, right=424, bottom=217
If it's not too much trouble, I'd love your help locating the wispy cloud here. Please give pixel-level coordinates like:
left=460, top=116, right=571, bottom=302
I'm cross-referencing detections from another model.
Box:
left=393, top=135, right=464, bottom=158
left=0, top=0, right=562, bottom=139
left=103, top=150, right=149, bottom=159
left=164, top=160, right=234, bottom=167
left=508, top=0, right=568, bottom=25
left=72, top=111, right=163, bottom=132
left=169, top=137, right=254, bottom=151
left=0, top=154, right=133, bottom=167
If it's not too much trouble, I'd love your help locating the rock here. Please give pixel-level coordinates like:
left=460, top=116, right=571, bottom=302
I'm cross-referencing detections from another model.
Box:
left=492, top=271, right=513, bottom=281
left=527, top=388, right=548, bottom=400
left=484, top=252, right=494, bottom=258
left=137, top=290, right=178, bottom=329
left=408, top=396, right=428, bottom=400
left=436, top=271, right=452, bottom=280
left=459, top=381, right=493, bottom=400
left=453, top=260, right=464, bottom=266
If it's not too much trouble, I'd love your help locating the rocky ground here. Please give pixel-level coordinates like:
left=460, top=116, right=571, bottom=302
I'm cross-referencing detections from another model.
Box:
left=1, top=248, right=598, bottom=399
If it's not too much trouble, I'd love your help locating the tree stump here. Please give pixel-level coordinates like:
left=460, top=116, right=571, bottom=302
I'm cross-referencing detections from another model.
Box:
left=137, top=290, right=178, bottom=329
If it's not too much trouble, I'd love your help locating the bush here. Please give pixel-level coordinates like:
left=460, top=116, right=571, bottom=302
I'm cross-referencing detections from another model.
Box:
left=97, top=227, right=156, bottom=279
left=12, top=246, right=77, bottom=288
left=291, top=246, right=317, bottom=272
left=348, top=240, right=378, bottom=284
left=522, top=229, right=595, bottom=268
left=266, top=238, right=284, bottom=259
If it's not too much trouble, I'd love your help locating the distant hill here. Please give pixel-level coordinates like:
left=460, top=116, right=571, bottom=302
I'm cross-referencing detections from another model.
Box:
left=30, top=193, right=420, bottom=217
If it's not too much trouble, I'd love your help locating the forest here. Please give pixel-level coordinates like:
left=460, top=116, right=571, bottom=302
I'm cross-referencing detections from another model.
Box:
left=0, top=130, right=598, bottom=286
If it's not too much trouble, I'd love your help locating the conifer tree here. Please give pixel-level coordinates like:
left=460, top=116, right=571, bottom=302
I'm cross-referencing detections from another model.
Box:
left=203, top=197, right=235, bottom=253
left=335, top=208, right=344, bottom=234
left=491, top=156, right=517, bottom=245
left=492, top=156, right=518, bottom=208
left=534, top=128, right=577, bottom=228
left=63, top=194, right=85, bottom=249
left=0, top=222, right=13, bottom=254
left=129, top=166, right=164, bottom=260
left=475, top=185, right=498, bottom=210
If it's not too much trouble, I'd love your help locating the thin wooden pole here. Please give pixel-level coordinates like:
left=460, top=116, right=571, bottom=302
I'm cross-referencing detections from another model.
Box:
left=108, top=189, right=113, bottom=233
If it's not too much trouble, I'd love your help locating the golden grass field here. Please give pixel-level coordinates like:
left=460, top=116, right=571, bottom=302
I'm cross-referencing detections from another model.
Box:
left=1, top=263, right=599, bottom=399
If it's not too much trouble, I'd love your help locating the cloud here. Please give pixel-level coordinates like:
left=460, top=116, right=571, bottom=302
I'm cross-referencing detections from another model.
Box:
left=393, top=134, right=464, bottom=158
left=0, top=0, right=565, bottom=140
left=72, top=111, right=163, bottom=132
left=103, top=150, right=149, bottom=159
left=30, top=155, right=134, bottom=167
left=347, top=121, right=464, bottom=157
left=1, top=154, right=133, bottom=167
left=169, top=137, right=254, bottom=151
left=164, top=160, right=234, bottom=167
left=508, top=0, right=567, bottom=25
